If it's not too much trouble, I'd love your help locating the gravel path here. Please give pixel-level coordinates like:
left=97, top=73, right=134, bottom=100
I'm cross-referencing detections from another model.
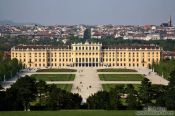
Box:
left=135, top=67, right=169, bottom=85
left=71, top=68, right=102, bottom=102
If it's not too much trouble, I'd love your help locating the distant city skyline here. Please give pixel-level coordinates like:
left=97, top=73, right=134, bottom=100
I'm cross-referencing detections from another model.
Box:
left=0, top=0, right=175, bottom=25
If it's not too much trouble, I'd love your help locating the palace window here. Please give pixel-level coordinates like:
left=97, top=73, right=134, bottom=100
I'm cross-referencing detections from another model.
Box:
left=96, top=58, right=98, bottom=62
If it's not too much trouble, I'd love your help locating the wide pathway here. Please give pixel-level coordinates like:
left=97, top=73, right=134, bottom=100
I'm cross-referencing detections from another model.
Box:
left=135, top=67, right=169, bottom=85
left=97, top=72, right=139, bottom=74
left=71, top=68, right=102, bottom=102
left=99, top=81, right=141, bottom=84
left=26, top=72, right=76, bottom=74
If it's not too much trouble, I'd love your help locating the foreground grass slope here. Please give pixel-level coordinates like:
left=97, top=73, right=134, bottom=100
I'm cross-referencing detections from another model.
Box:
left=0, top=110, right=143, bottom=116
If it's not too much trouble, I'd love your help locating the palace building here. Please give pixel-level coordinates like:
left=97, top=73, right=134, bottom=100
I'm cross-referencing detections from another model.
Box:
left=11, top=42, right=161, bottom=68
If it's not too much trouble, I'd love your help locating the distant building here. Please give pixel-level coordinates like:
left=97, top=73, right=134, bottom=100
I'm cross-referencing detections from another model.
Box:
left=145, top=34, right=161, bottom=40
left=160, top=23, right=169, bottom=27
left=168, top=16, right=172, bottom=27
left=162, top=51, right=175, bottom=59
left=161, top=16, right=173, bottom=27
left=91, top=32, right=102, bottom=39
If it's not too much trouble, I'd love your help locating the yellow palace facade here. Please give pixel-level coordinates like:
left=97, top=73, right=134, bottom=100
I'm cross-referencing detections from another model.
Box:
left=11, top=42, right=161, bottom=68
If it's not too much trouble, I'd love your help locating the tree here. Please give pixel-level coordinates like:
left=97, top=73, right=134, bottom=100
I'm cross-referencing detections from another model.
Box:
left=165, top=70, right=175, bottom=110
left=87, top=91, right=110, bottom=109
left=11, top=75, right=37, bottom=111
left=109, top=85, right=124, bottom=109
left=47, top=84, right=63, bottom=110
left=0, top=58, right=23, bottom=81
left=139, top=78, right=152, bottom=107
left=0, top=51, right=3, bottom=62
left=36, top=80, right=48, bottom=105
left=70, top=93, right=82, bottom=109
left=151, top=85, right=166, bottom=107
left=0, top=88, right=6, bottom=110
left=46, top=84, right=82, bottom=110
left=126, top=84, right=139, bottom=109
left=0, top=85, right=3, bottom=91
left=83, top=28, right=91, bottom=39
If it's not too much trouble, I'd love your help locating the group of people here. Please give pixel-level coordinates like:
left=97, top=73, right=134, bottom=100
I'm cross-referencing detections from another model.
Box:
left=76, top=81, right=92, bottom=92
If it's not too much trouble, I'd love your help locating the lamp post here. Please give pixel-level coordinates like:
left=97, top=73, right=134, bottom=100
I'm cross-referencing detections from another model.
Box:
left=3, top=75, right=5, bottom=82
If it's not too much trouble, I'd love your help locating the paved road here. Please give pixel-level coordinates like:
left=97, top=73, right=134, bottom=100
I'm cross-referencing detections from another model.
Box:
left=26, top=72, right=76, bottom=74
left=99, top=81, right=141, bottom=84
left=71, top=68, right=102, bottom=102
left=97, top=72, right=139, bottom=74
left=3, top=81, right=74, bottom=84
left=46, top=81, right=73, bottom=84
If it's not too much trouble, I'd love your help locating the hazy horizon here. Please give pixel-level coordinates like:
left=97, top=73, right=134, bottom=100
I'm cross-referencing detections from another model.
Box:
left=0, top=0, right=175, bottom=25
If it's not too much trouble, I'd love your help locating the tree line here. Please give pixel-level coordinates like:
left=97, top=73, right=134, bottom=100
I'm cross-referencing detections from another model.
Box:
left=0, top=76, right=82, bottom=111
left=1, top=36, right=175, bottom=51
left=0, top=52, right=23, bottom=81
left=153, top=59, right=175, bottom=80
left=87, top=70, right=175, bottom=110
left=0, top=70, right=175, bottom=111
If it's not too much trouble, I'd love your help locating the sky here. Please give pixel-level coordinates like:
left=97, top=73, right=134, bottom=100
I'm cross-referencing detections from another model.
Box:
left=0, top=0, right=175, bottom=25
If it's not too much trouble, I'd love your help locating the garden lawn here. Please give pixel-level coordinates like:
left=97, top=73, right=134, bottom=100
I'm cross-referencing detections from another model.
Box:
left=102, top=84, right=140, bottom=92
left=56, top=84, right=72, bottom=92
left=31, top=74, right=75, bottom=81
left=99, top=74, right=144, bottom=81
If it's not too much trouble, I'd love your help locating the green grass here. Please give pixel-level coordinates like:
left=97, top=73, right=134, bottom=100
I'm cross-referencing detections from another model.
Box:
left=31, top=74, right=75, bottom=81
left=0, top=110, right=156, bottom=116
left=56, top=84, right=72, bottom=92
left=97, top=68, right=137, bottom=72
left=37, top=69, right=77, bottom=72
left=99, top=74, right=144, bottom=81
left=102, top=84, right=140, bottom=92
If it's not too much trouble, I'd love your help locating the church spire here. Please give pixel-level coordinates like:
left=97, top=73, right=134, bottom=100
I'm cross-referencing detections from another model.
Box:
left=169, top=15, right=172, bottom=27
